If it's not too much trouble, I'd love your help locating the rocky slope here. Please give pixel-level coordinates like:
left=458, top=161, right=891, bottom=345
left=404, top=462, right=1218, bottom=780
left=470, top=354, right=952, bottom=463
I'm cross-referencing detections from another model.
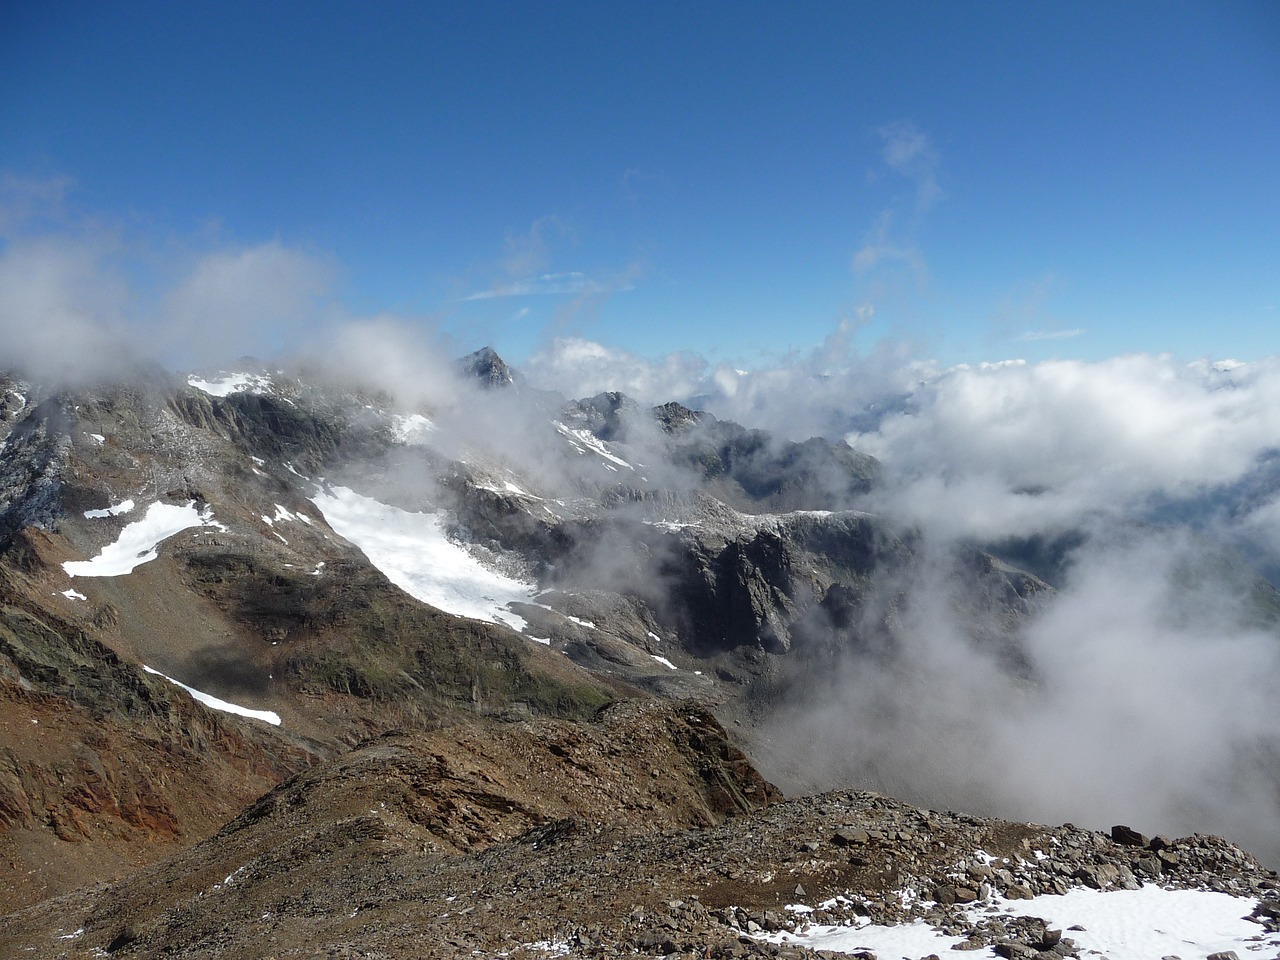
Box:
left=0, top=699, right=1275, bottom=959
left=2, top=350, right=1278, bottom=951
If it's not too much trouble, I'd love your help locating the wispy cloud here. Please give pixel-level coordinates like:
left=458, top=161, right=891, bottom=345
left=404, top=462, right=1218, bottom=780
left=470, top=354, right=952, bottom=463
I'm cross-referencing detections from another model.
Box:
left=525, top=337, right=708, bottom=402
left=1014, top=328, right=1085, bottom=342
left=619, top=167, right=665, bottom=202
left=851, top=122, right=941, bottom=288
left=457, top=215, right=639, bottom=305
left=992, top=273, right=1079, bottom=346
left=0, top=172, right=77, bottom=232
left=498, top=215, right=571, bottom=280
left=160, top=242, right=335, bottom=361
left=877, top=119, right=942, bottom=213
left=852, top=211, right=928, bottom=281
left=459, top=271, right=634, bottom=301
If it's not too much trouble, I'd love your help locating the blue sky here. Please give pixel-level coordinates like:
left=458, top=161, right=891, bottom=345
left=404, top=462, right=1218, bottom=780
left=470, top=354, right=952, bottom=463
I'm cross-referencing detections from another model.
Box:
left=2, top=0, right=1277, bottom=371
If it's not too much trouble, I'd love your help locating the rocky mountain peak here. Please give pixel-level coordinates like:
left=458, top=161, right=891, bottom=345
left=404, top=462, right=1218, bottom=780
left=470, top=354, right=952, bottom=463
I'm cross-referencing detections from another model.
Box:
left=563, top=390, right=641, bottom=441
left=1, top=352, right=1278, bottom=953
left=653, top=400, right=706, bottom=434
left=457, top=345, right=516, bottom=388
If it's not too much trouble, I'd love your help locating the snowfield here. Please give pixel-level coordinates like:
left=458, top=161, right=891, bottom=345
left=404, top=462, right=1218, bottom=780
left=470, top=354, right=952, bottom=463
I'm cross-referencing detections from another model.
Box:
left=554, top=421, right=635, bottom=469
left=760, top=884, right=1273, bottom=959
left=83, top=497, right=135, bottom=518
left=310, top=485, right=536, bottom=630
left=63, top=501, right=224, bottom=577
left=143, top=666, right=282, bottom=726
left=187, top=372, right=273, bottom=397
left=391, top=412, right=436, bottom=445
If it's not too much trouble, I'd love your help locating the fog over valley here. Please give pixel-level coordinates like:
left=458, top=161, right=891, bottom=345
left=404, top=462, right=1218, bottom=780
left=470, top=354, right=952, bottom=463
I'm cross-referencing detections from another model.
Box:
left=3, top=209, right=1278, bottom=868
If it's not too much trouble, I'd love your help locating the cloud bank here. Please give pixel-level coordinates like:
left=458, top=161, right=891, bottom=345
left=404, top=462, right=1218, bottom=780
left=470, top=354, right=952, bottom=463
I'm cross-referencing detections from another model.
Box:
left=6, top=175, right=1280, bottom=865
left=526, top=336, right=1280, bottom=863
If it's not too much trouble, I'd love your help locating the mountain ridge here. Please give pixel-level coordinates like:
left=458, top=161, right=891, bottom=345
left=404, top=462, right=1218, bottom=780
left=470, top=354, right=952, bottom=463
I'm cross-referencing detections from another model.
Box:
left=1, top=349, right=1278, bottom=956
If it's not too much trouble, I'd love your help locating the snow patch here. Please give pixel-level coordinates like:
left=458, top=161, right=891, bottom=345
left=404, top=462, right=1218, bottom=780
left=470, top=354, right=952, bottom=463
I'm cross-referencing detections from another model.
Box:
left=143, top=666, right=281, bottom=726
left=517, top=941, right=570, bottom=958
left=759, top=884, right=1269, bottom=960
left=261, top=504, right=302, bottom=527
left=310, top=486, right=535, bottom=630
left=650, top=654, right=678, bottom=670
left=83, top=498, right=135, bottom=519
left=391, top=413, right=437, bottom=445
left=64, top=502, right=223, bottom=577
left=983, top=885, right=1271, bottom=960
left=642, top=519, right=700, bottom=533
left=60, top=588, right=87, bottom=601
left=476, top=478, right=540, bottom=500
left=553, top=422, right=635, bottom=469
left=187, top=372, right=273, bottom=397
left=88, top=433, right=105, bottom=445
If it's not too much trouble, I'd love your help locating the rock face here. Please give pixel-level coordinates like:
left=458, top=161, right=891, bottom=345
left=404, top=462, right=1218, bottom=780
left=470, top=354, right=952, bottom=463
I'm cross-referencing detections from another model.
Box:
left=0, top=723, right=1274, bottom=959
left=2, top=349, right=1272, bottom=941
left=457, top=345, right=516, bottom=388
left=0, top=353, right=1056, bottom=910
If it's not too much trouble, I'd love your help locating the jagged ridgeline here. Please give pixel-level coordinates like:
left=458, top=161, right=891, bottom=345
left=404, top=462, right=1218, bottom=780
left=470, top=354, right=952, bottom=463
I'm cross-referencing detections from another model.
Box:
left=0, top=349, right=1052, bottom=912
left=6, top=348, right=1278, bottom=949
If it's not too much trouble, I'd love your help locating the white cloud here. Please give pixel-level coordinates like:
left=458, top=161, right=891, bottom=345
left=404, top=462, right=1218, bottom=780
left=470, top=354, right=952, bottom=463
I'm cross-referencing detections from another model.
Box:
left=460, top=271, right=632, bottom=301
left=0, top=172, right=76, bottom=233
left=306, top=315, right=459, bottom=411
left=852, top=353, right=1280, bottom=539
left=0, top=232, right=136, bottom=382
left=851, top=122, right=940, bottom=289
left=760, top=524, right=1280, bottom=863
left=160, top=242, right=335, bottom=363
left=1013, top=328, right=1085, bottom=341
left=851, top=212, right=927, bottom=278
left=525, top=337, right=708, bottom=402
left=877, top=120, right=942, bottom=213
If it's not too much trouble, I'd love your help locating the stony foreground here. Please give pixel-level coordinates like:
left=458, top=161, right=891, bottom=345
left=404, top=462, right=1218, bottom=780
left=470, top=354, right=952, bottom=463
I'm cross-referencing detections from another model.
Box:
left=1, top=700, right=1277, bottom=959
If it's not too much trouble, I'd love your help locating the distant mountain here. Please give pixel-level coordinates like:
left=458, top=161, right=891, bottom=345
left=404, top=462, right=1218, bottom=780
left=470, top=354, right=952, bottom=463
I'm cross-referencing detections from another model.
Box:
left=1, top=348, right=1276, bottom=943
left=456, top=345, right=516, bottom=388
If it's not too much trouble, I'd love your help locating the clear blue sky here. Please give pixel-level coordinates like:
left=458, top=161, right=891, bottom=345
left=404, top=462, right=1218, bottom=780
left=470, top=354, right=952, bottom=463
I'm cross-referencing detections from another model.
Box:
left=2, top=0, right=1277, bottom=369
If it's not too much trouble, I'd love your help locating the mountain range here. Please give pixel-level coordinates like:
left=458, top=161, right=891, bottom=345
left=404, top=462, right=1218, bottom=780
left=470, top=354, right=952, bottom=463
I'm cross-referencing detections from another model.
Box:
left=1, top=348, right=1277, bottom=958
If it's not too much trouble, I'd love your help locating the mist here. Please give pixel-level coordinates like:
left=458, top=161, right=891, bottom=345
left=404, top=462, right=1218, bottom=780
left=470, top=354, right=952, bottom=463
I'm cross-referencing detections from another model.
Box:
left=757, top=524, right=1280, bottom=865
left=525, top=336, right=1280, bottom=865
left=6, top=182, right=1280, bottom=866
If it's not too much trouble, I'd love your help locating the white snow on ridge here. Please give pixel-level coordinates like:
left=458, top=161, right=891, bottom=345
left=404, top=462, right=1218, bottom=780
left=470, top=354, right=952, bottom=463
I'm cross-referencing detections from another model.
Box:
left=391, top=413, right=437, bottom=445
left=310, top=486, right=535, bottom=630
left=553, top=422, right=635, bottom=469
left=143, top=666, right=281, bottom=726
left=262, top=503, right=306, bottom=526
left=84, top=498, right=135, bottom=519
left=64, top=502, right=222, bottom=577
left=759, top=884, right=1269, bottom=960
left=187, top=372, right=273, bottom=397
left=476, top=478, right=540, bottom=500
left=986, top=886, right=1270, bottom=960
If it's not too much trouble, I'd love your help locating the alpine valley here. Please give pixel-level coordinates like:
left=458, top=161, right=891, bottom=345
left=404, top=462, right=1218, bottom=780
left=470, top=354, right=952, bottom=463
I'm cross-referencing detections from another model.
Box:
left=0, top=349, right=1277, bottom=960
